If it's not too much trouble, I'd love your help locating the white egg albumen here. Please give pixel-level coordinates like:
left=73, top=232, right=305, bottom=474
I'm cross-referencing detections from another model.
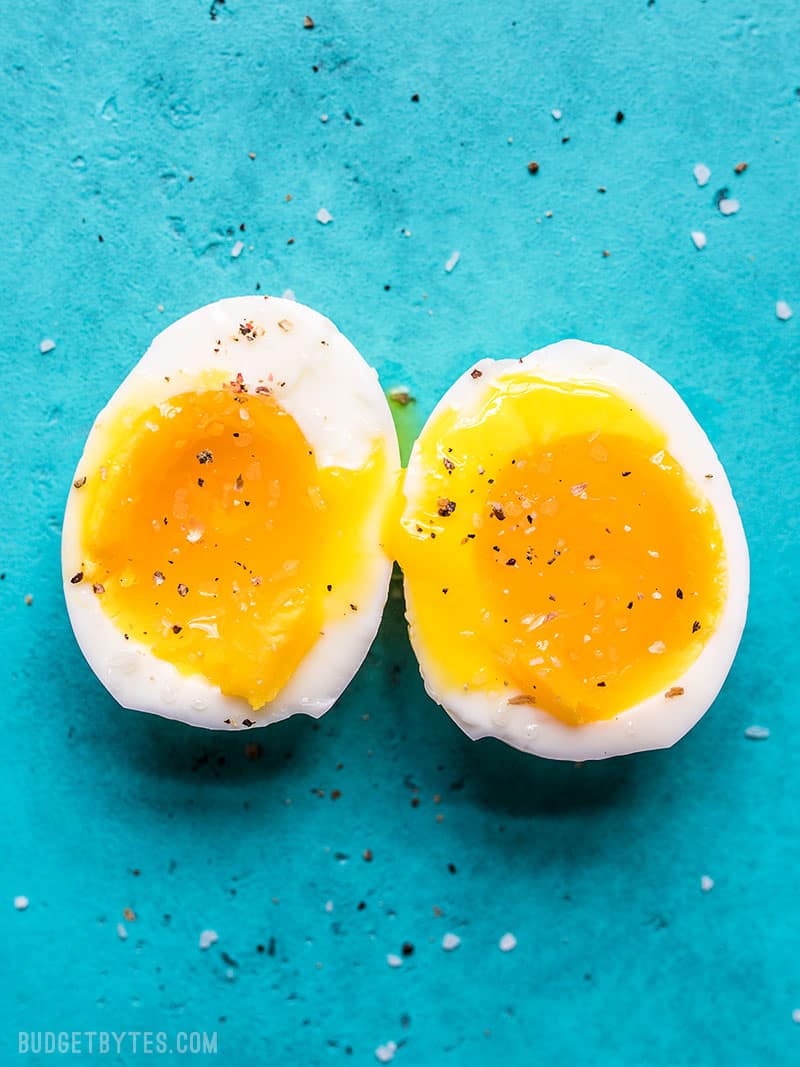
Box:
left=402, top=339, right=749, bottom=760
left=62, top=296, right=399, bottom=730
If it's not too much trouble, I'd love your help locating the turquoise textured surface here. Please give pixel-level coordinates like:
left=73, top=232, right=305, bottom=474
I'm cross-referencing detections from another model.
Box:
left=2, top=1, right=799, bottom=1064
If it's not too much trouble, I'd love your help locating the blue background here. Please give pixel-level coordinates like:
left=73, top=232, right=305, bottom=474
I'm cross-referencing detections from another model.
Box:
left=2, top=1, right=798, bottom=1064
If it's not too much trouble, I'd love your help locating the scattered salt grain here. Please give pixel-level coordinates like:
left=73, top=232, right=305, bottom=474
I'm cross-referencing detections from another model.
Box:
left=693, top=163, right=711, bottom=187
left=39, top=338, right=56, bottom=354
left=648, top=640, right=666, bottom=654
left=442, top=932, right=461, bottom=951
left=701, top=875, right=714, bottom=892
left=199, top=929, right=219, bottom=950
left=690, top=231, right=707, bottom=250
left=282, top=289, right=296, bottom=301
left=444, top=250, right=460, bottom=273
left=499, top=932, right=517, bottom=952
left=551, top=109, right=562, bottom=121
left=718, top=198, right=740, bottom=216
left=14, top=895, right=29, bottom=911
left=792, top=1009, right=800, bottom=1025
left=776, top=301, right=793, bottom=321
left=320, top=114, right=329, bottom=123
left=316, top=208, right=333, bottom=225
left=117, top=922, right=128, bottom=940
left=230, top=240, right=244, bottom=258
left=375, top=1041, right=397, bottom=1063
left=387, top=953, right=403, bottom=968
left=324, top=900, right=334, bottom=913
left=744, top=725, right=770, bottom=740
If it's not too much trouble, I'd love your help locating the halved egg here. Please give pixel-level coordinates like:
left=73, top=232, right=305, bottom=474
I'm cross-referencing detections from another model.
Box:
left=391, top=340, right=748, bottom=760
left=62, top=296, right=399, bottom=729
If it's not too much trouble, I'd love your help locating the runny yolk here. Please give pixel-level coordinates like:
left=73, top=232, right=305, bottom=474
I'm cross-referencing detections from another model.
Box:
left=390, top=375, right=727, bottom=726
left=75, top=380, right=385, bottom=709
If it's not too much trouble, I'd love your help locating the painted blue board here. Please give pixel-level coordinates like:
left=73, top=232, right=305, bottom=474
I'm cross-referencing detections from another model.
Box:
left=1, top=1, right=798, bottom=1064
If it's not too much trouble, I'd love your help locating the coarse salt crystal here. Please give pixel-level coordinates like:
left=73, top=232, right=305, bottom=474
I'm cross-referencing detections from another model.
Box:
left=230, top=240, right=244, bottom=258
left=386, top=953, right=403, bottom=968
left=39, top=338, right=56, bottom=354
left=776, top=301, right=793, bottom=321
left=444, top=250, right=460, bottom=273
left=648, top=641, right=666, bottom=654
left=117, top=922, right=128, bottom=940
left=701, top=875, right=714, bottom=892
left=718, top=198, right=740, bottom=216
left=199, top=929, right=219, bottom=950
left=375, top=1041, right=397, bottom=1063
left=744, top=725, right=770, bottom=740
left=691, top=231, right=707, bottom=250
left=792, top=1009, right=800, bottom=1024
left=693, top=163, right=711, bottom=187
left=324, top=900, right=334, bottom=913
left=551, top=109, right=562, bottom=121
left=14, top=895, right=29, bottom=911
left=320, top=114, right=329, bottom=123
left=442, top=932, right=461, bottom=951
left=316, top=208, right=333, bottom=225
left=499, top=932, right=517, bottom=952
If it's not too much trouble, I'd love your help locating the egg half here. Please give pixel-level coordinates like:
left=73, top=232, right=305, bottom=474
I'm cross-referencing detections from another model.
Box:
left=62, top=296, right=399, bottom=729
left=391, top=340, right=748, bottom=760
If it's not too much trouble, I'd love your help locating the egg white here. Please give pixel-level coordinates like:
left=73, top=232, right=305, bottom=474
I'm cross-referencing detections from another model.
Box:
left=62, top=296, right=400, bottom=730
left=402, top=339, right=749, bottom=760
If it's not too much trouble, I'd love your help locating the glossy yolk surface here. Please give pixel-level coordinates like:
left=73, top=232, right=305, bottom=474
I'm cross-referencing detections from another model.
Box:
left=75, top=379, right=384, bottom=709
left=390, top=375, right=726, bottom=726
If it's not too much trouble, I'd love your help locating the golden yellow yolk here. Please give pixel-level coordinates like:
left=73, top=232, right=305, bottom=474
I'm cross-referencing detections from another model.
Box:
left=75, top=379, right=385, bottom=709
left=390, top=375, right=727, bottom=726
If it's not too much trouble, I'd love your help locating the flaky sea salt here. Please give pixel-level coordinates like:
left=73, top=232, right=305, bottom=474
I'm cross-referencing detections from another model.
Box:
left=230, top=240, right=244, bottom=258
left=386, top=953, right=403, bottom=968
left=745, top=725, right=770, bottom=740
left=316, top=208, right=333, bottom=225
left=691, top=231, right=707, bottom=250
left=551, top=108, right=562, bottom=121
left=444, top=250, right=460, bottom=273
left=442, top=932, right=461, bottom=951
left=499, top=932, right=517, bottom=952
left=117, top=922, right=128, bottom=940
left=39, top=338, right=56, bottom=354
left=199, top=929, right=219, bottom=950
left=776, top=301, right=793, bottom=321
left=693, top=163, right=711, bottom=187
left=718, top=198, right=740, bottom=216
left=375, top=1041, right=397, bottom=1063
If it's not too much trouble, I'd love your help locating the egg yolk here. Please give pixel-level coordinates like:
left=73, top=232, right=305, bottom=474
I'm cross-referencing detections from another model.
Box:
left=74, top=378, right=385, bottom=709
left=391, top=375, right=727, bottom=726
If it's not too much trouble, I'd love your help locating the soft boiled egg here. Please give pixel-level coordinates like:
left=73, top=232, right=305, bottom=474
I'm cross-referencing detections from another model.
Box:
left=62, top=296, right=399, bottom=729
left=391, top=340, right=748, bottom=760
